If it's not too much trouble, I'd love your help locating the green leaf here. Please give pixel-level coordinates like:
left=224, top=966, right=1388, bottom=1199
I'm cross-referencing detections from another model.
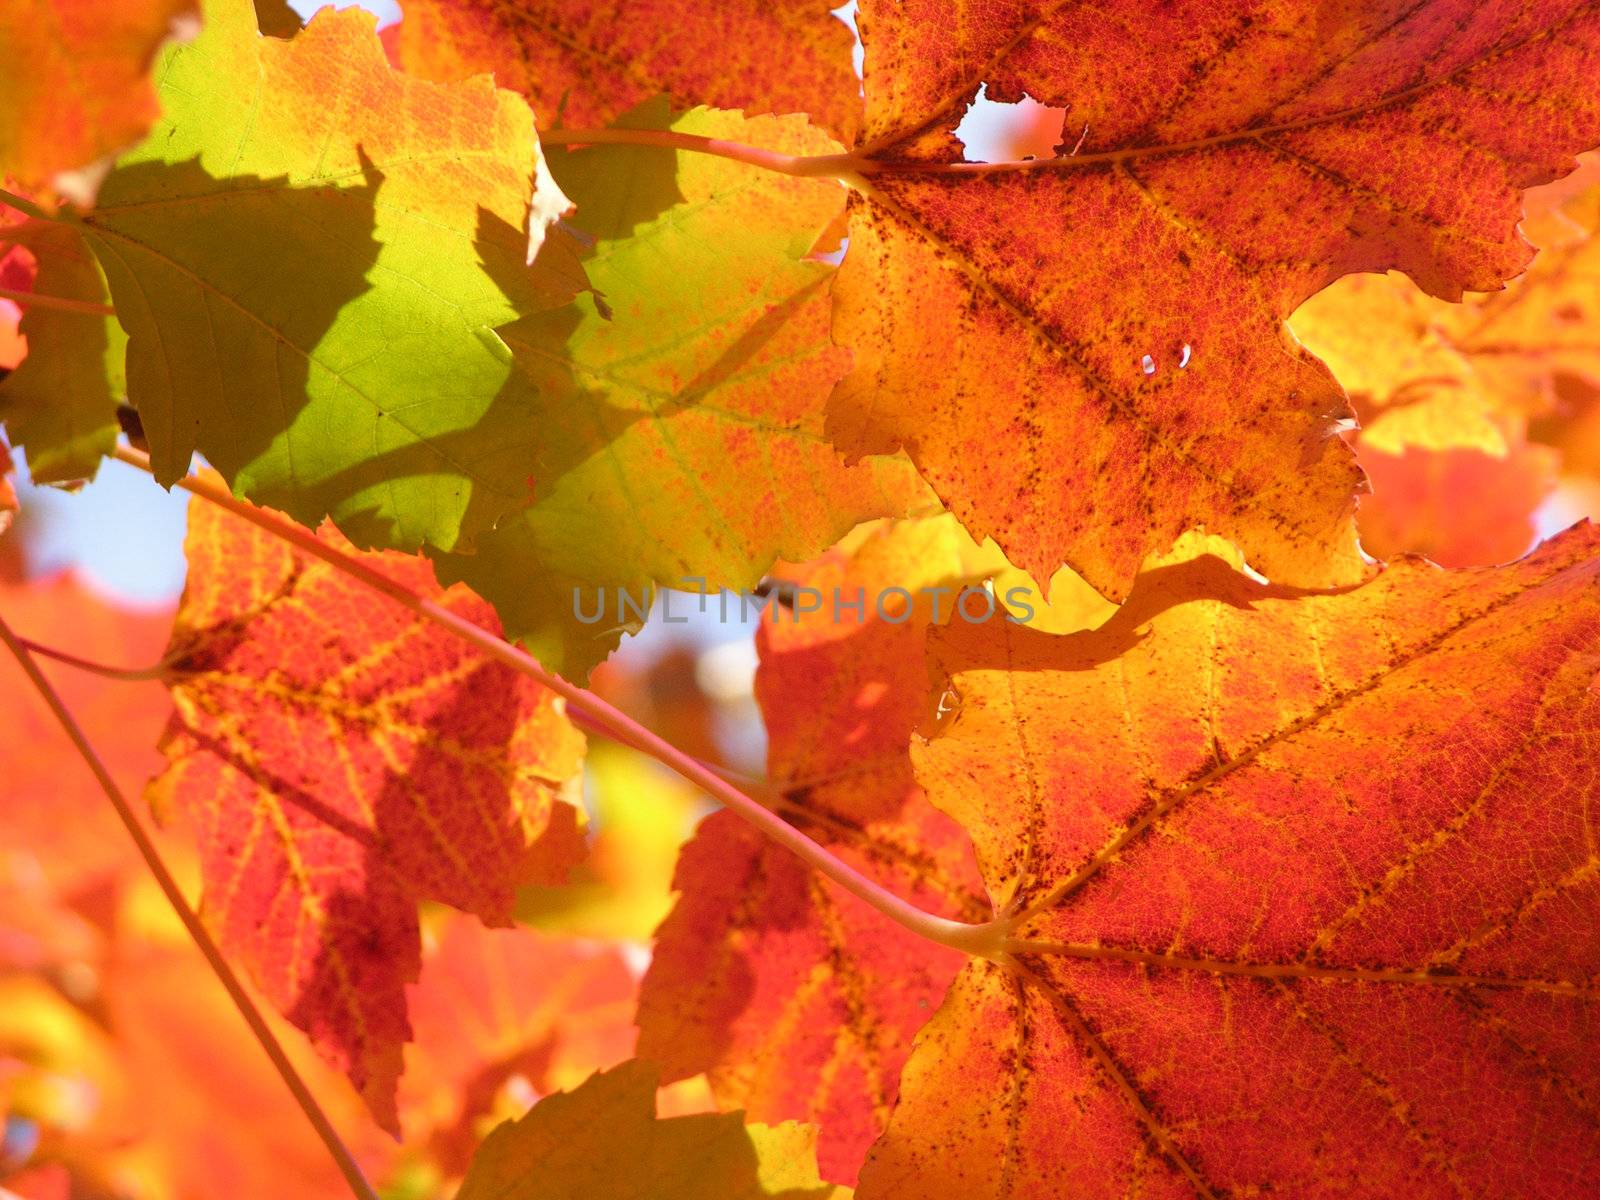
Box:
left=433, top=102, right=930, bottom=679
left=456, top=1060, right=847, bottom=1200
left=0, top=225, right=125, bottom=483
left=82, top=0, right=585, bottom=552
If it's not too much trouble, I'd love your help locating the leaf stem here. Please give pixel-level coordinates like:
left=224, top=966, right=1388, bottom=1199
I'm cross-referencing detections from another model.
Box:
left=0, top=285, right=116, bottom=316
left=12, top=635, right=174, bottom=681
left=0, top=613, right=381, bottom=1200
left=540, top=127, right=864, bottom=179
left=0, top=187, right=51, bottom=222
left=113, top=445, right=1010, bottom=960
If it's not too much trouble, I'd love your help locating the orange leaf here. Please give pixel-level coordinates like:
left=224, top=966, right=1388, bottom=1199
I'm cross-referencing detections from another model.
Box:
left=0, top=572, right=172, bottom=893
left=150, top=498, right=587, bottom=1130
left=392, top=0, right=861, bottom=144
left=1355, top=434, right=1560, bottom=566
left=456, top=1059, right=843, bottom=1200
left=400, top=913, right=638, bottom=1173
left=0, top=1164, right=69, bottom=1200
left=0, top=573, right=170, bottom=1047
left=1292, top=153, right=1600, bottom=456
left=102, top=910, right=394, bottom=1200
left=639, top=518, right=991, bottom=1184
left=862, top=524, right=1600, bottom=1197
left=833, top=3, right=1600, bottom=599
left=0, top=0, right=197, bottom=203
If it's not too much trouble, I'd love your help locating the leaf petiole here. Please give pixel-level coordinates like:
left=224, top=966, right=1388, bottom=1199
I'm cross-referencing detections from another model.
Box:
left=540, top=126, right=863, bottom=179
left=0, top=186, right=51, bottom=223
left=111, top=445, right=1014, bottom=961
left=0, top=285, right=117, bottom=316
left=12, top=635, right=175, bottom=681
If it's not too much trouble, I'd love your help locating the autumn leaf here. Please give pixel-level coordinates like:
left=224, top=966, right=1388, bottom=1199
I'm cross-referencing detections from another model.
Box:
left=0, top=0, right=197, bottom=202
left=103, top=879, right=396, bottom=1200
left=84, top=0, right=585, bottom=555
left=392, top=0, right=861, bottom=144
left=150, top=497, right=587, bottom=1130
left=0, top=570, right=167, bottom=995
left=1292, top=154, right=1600, bottom=456
left=456, top=1060, right=846, bottom=1200
left=0, top=798, right=394, bottom=1200
left=831, top=1, right=1600, bottom=599
left=1292, top=269, right=1510, bottom=455
left=0, top=1164, right=69, bottom=1200
left=639, top=517, right=991, bottom=1184
left=1355, top=434, right=1559, bottom=566
left=0, top=572, right=172, bottom=893
left=433, top=103, right=928, bottom=678
left=0, top=223, right=126, bottom=484
left=399, top=913, right=638, bottom=1172
left=6, top=1, right=1600, bottom=1193
left=517, top=744, right=700, bottom=943
left=1288, top=160, right=1600, bottom=563
left=860, top=524, right=1600, bottom=1198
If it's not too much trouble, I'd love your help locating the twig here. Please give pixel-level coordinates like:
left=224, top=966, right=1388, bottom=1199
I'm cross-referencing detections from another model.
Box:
left=113, top=444, right=1010, bottom=958
left=0, top=614, right=382, bottom=1200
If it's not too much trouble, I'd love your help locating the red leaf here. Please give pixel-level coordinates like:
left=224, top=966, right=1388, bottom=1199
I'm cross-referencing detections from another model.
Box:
left=151, top=498, right=586, bottom=1130
left=867, top=524, right=1600, bottom=1198
left=639, top=519, right=991, bottom=1183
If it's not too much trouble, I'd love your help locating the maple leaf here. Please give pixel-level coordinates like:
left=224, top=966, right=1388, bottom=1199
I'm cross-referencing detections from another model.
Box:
left=831, top=1, right=1600, bottom=600
left=433, top=103, right=928, bottom=678
left=0, top=572, right=172, bottom=893
left=639, top=517, right=992, bottom=1184
left=83, top=0, right=585, bottom=555
left=455, top=1060, right=846, bottom=1200
left=0, top=792, right=395, bottom=1200
left=1293, top=153, right=1600, bottom=456
left=0, top=224, right=126, bottom=485
left=0, top=590, right=142, bottom=1041
left=1287, top=160, right=1600, bottom=564
left=150, top=498, right=587, bottom=1131
left=0, top=0, right=197, bottom=202
left=857, top=524, right=1600, bottom=1198
left=1355, top=434, right=1559, bottom=566
left=102, top=890, right=397, bottom=1200
left=400, top=913, right=639, bottom=1171
left=1292, top=269, right=1512, bottom=456
left=517, top=743, right=700, bottom=942
left=392, top=0, right=861, bottom=144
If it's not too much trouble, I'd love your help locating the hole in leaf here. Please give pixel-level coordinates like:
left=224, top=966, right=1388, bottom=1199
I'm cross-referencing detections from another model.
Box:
left=1141, top=354, right=1157, bottom=375
left=954, top=84, right=1070, bottom=163
left=931, top=686, right=962, bottom=729
left=831, top=1, right=866, bottom=78
left=1179, top=343, right=1192, bottom=368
